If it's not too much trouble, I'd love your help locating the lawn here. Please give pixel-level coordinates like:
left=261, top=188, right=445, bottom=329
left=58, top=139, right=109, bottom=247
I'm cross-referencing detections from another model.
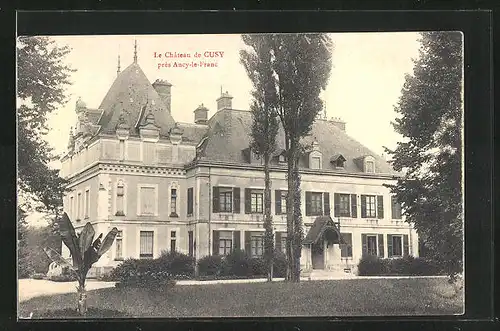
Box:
left=19, top=278, right=463, bottom=318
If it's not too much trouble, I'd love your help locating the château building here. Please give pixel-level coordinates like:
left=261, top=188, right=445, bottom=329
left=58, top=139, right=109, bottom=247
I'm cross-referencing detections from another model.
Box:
left=60, top=44, right=418, bottom=277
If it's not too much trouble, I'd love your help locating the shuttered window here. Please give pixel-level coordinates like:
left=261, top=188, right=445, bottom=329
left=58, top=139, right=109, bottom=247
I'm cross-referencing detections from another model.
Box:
left=366, top=235, right=377, bottom=256
left=247, top=190, right=263, bottom=214
left=340, top=233, right=352, bottom=258
left=219, top=188, right=233, bottom=212
left=139, top=231, right=154, bottom=258
left=391, top=196, right=402, bottom=219
left=275, top=232, right=287, bottom=253
left=187, top=188, right=194, bottom=216
left=339, top=194, right=350, bottom=217
left=218, top=231, right=233, bottom=256
left=275, top=190, right=287, bottom=215
left=361, top=195, right=377, bottom=218
left=250, top=232, right=264, bottom=257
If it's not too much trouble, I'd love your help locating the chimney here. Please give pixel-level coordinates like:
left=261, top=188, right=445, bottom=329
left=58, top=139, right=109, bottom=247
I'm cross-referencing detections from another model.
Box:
left=329, top=117, right=346, bottom=131
left=152, top=79, right=172, bottom=113
left=216, top=91, right=233, bottom=111
left=194, top=104, right=209, bottom=125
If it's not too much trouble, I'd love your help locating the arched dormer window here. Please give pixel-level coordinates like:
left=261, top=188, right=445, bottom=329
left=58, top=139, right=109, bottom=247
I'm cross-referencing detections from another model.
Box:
left=309, top=141, right=322, bottom=170
left=364, top=155, right=376, bottom=173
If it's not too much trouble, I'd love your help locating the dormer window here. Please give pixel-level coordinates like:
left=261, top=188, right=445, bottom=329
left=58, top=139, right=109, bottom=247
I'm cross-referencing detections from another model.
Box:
left=363, top=155, right=376, bottom=173
left=278, top=154, right=286, bottom=163
left=311, top=156, right=321, bottom=170
left=330, top=154, right=347, bottom=169
left=309, top=141, right=322, bottom=170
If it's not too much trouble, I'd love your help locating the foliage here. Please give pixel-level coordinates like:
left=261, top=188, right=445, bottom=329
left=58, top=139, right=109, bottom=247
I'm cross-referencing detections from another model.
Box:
left=18, top=225, right=61, bottom=278
left=48, top=273, right=78, bottom=282
left=221, top=249, right=251, bottom=277
left=357, top=255, right=444, bottom=276
left=240, top=34, right=280, bottom=281
left=272, top=250, right=288, bottom=278
left=32, top=273, right=45, bottom=280
left=158, top=250, right=196, bottom=277
left=384, top=32, right=463, bottom=277
left=197, top=255, right=225, bottom=277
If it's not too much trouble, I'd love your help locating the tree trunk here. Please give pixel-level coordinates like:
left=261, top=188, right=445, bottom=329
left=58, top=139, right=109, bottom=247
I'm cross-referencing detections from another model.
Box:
left=263, top=153, right=274, bottom=282
left=77, top=281, right=87, bottom=316
left=291, top=159, right=303, bottom=282
left=286, top=137, right=296, bottom=282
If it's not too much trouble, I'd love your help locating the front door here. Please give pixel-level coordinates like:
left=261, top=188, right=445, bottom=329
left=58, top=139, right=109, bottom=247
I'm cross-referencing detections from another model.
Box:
left=312, top=243, right=325, bottom=269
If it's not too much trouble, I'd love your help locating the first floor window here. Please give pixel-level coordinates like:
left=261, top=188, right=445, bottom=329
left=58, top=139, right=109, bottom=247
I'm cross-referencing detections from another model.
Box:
left=219, top=188, right=233, bottom=212
left=339, top=194, right=350, bottom=217
left=140, top=186, right=155, bottom=215
left=390, top=235, right=403, bottom=257
left=311, top=192, right=323, bottom=215
left=70, top=196, right=74, bottom=219
left=84, top=189, right=90, bottom=218
left=340, top=233, right=353, bottom=258
left=116, top=181, right=125, bottom=216
left=251, top=191, right=263, bottom=213
left=187, top=188, right=194, bottom=216
left=366, top=235, right=377, bottom=256
left=170, top=231, right=177, bottom=252
left=140, top=231, right=154, bottom=258
left=77, top=193, right=82, bottom=219
left=219, top=231, right=232, bottom=255
left=170, top=188, right=178, bottom=216
left=250, top=233, right=264, bottom=257
left=115, top=230, right=123, bottom=260
left=365, top=195, right=376, bottom=218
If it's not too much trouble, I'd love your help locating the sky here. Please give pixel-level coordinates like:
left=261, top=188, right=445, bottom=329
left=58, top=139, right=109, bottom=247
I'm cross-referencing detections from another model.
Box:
left=46, top=32, right=421, bottom=160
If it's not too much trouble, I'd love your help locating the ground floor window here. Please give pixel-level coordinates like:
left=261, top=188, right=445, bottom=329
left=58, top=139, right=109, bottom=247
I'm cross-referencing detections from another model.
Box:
left=170, top=231, right=176, bottom=252
left=219, top=231, right=233, bottom=256
left=250, top=233, right=264, bottom=257
left=388, top=234, right=403, bottom=257
left=366, top=235, right=377, bottom=256
left=340, top=232, right=352, bottom=258
left=139, top=231, right=154, bottom=258
left=281, top=233, right=287, bottom=253
left=115, top=230, right=123, bottom=261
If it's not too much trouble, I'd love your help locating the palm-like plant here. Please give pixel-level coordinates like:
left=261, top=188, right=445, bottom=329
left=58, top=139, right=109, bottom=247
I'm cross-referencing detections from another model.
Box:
left=44, top=212, right=118, bottom=316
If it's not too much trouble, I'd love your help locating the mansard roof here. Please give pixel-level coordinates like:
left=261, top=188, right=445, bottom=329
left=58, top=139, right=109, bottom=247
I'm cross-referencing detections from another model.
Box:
left=97, top=62, right=176, bottom=137
left=196, top=108, right=398, bottom=175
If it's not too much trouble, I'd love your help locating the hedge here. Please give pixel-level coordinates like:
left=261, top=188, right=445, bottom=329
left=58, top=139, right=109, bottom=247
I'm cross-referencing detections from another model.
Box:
left=357, top=255, right=444, bottom=276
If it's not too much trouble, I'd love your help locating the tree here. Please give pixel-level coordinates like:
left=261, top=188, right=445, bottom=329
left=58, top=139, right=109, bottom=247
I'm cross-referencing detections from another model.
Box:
left=44, top=213, right=118, bottom=316
left=17, top=36, right=73, bottom=216
left=270, top=34, right=333, bottom=282
left=385, top=32, right=463, bottom=278
left=240, top=34, right=280, bottom=281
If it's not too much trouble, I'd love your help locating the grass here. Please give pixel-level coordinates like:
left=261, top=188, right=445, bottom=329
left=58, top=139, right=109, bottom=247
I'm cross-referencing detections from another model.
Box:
left=19, top=278, right=463, bottom=318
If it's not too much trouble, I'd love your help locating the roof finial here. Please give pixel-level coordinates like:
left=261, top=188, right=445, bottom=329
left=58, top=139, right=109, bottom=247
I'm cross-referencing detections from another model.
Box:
left=133, top=39, right=138, bottom=63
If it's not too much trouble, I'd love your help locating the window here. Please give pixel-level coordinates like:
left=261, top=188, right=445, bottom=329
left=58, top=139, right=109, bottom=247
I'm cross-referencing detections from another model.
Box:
left=391, top=196, right=402, bottom=219
left=116, top=181, right=125, bottom=216
left=280, top=191, right=287, bottom=214
left=219, top=188, right=233, bottom=212
left=84, top=189, right=90, bottom=218
left=390, top=235, right=403, bottom=257
left=251, top=191, right=263, bottom=213
left=170, top=189, right=178, bottom=217
left=363, top=195, right=376, bottom=218
left=366, top=235, right=377, bottom=256
left=77, top=193, right=82, bottom=219
left=170, top=231, right=176, bottom=252
left=335, top=158, right=345, bottom=168
left=250, top=233, right=264, bottom=257
left=340, top=233, right=353, bottom=258
left=311, top=192, right=323, bottom=215
left=311, top=156, right=321, bottom=169
left=278, top=154, right=286, bottom=163
left=280, top=233, right=287, bottom=253
left=339, top=194, right=350, bottom=217
left=70, top=196, right=74, bottom=219
left=139, top=231, right=154, bottom=258
left=187, top=188, right=194, bottom=216
left=115, top=230, right=123, bottom=260
left=275, top=190, right=288, bottom=215
left=139, top=186, right=155, bottom=215
left=188, top=231, right=194, bottom=257
left=219, top=231, right=232, bottom=256
left=365, top=160, right=375, bottom=173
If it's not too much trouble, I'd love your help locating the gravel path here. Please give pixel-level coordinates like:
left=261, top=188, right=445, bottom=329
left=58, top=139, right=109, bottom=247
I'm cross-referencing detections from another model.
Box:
left=18, top=279, right=116, bottom=302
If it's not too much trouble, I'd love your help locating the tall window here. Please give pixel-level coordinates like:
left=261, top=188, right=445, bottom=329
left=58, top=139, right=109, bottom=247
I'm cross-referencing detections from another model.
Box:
left=140, top=186, right=155, bottom=215
left=170, top=231, right=176, bottom=252
left=391, top=235, right=403, bottom=257
left=251, top=191, right=263, bottom=213
left=219, top=188, right=233, bottom=212
left=70, top=196, right=74, bottom=219
left=365, top=160, right=375, bottom=173
left=139, top=231, right=154, bottom=258
left=340, top=233, right=353, bottom=258
left=77, top=192, right=82, bottom=219
left=280, top=191, right=287, bottom=214
left=391, top=196, right=402, bottom=219
left=250, top=233, right=264, bottom=257
left=280, top=233, right=287, bottom=253
left=311, top=192, right=323, bottom=215
left=84, top=189, right=90, bottom=218
left=219, top=231, right=232, bottom=255
left=188, top=231, right=194, bottom=257
left=170, top=189, right=178, bottom=216
left=365, top=195, right=376, bottom=217
left=116, top=181, right=125, bottom=216
left=115, top=230, right=123, bottom=260
left=339, top=194, right=350, bottom=217
left=366, top=235, right=377, bottom=256
left=187, top=188, right=194, bottom=216
left=311, top=156, right=321, bottom=169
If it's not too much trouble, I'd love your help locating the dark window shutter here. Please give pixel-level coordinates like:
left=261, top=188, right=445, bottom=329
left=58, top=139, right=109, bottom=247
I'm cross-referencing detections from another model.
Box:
left=187, top=188, right=193, bottom=215
left=361, top=195, right=367, bottom=218
left=275, top=190, right=281, bottom=215
left=333, top=193, right=340, bottom=217
left=391, top=196, right=396, bottom=219
left=233, top=188, right=240, bottom=213
left=212, top=187, right=220, bottom=213
left=233, top=231, right=241, bottom=251
left=378, top=234, right=384, bottom=258
left=305, top=192, right=312, bottom=216
left=244, top=188, right=251, bottom=214
left=350, top=194, right=357, bottom=218
left=323, top=192, right=330, bottom=215
left=361, top=234, right=368, bottom=256
left=403, top=234, right=409, bottom=256
left=275, top=232, right=282, bottom=252
left=377, top=195, right=384, bottom=219
left=212, top=231, right=219, bottom=256
left=387, top=234, right=393, bottom=257
left=245, top=231, right=251, bottom=255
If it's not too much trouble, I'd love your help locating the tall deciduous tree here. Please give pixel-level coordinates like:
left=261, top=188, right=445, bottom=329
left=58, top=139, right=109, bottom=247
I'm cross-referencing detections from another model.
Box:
left=240, top=34, right=280, bottom=281
left=17, top=36, right=73, bottom=216
left=385, top=32, right=463, bottom=278
left=270, top=34, right=333, bottom=282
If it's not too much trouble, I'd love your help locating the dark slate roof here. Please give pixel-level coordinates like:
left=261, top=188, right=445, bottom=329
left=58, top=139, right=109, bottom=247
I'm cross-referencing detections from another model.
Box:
left=97, top=62, right=176, bottom=137
left=176, top=122, right=209, bottom=144
left=303, top=216, right=345, bottom=245
left=86, top=109, right=101, bottom=125
left=197, top=109, right=398, bottom=175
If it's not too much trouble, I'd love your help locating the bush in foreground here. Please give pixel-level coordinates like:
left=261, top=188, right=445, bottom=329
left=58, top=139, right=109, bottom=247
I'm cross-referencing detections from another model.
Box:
left=197, top=255, right=224, bottom=276
left=357, top=255, right=445, bottom=276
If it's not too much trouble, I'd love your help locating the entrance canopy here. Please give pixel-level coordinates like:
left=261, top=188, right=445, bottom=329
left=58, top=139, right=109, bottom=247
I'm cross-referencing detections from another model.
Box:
left=303, top=216, right=346, bottom=245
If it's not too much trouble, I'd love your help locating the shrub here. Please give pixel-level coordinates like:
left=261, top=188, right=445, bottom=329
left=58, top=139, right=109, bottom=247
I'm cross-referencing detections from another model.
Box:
left=357, top=255, right=388, bottom=276
left=272, top=250, right=288, bottom=278
left=48, top=273, right=77, bottom=282
left=221, top=249, right=251, bottom=277
left=248, top=257, right=267, bottom=276
left=32, top=273, right=45, bottom=280
left=197, top=255, right=224, bottom=276
left=158, top=250, right=195, bottom=278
